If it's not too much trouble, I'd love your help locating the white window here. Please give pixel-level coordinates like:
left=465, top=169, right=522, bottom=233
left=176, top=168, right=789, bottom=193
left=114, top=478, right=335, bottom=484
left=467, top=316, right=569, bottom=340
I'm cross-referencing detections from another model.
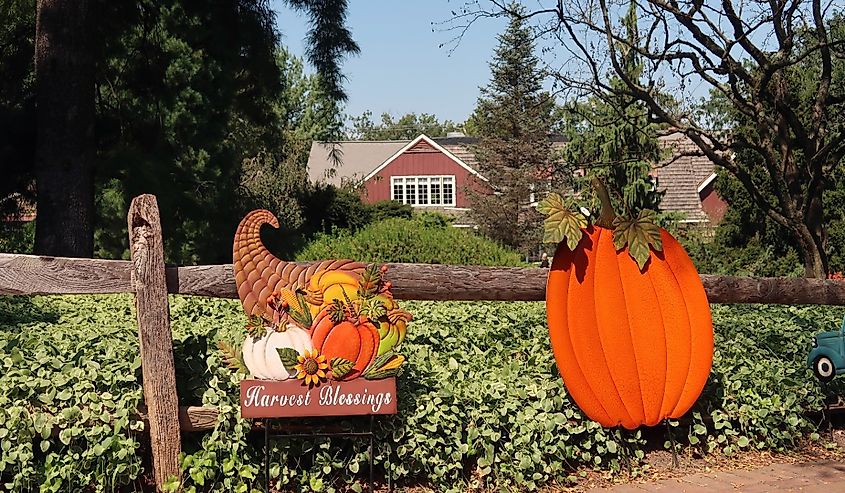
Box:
left=390, top=175, right=456, bottom=207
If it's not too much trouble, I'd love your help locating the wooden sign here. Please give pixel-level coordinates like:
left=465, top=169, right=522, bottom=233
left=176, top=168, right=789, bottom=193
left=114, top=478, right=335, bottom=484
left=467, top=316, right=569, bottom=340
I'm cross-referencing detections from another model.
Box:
left=240, top=377, right=397, bottom=418
left=223, top=210, right=412, bottom=419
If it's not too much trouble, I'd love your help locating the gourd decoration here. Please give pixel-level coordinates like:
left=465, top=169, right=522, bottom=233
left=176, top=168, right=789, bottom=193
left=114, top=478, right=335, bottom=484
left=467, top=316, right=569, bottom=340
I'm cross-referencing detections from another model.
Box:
left=242, top=324, right=312, bottom=380
left=311, top=308, right=379, bottom=380
left=220, top=209, right=413, bottom=386
left=539, top=180, right=713, bottom=430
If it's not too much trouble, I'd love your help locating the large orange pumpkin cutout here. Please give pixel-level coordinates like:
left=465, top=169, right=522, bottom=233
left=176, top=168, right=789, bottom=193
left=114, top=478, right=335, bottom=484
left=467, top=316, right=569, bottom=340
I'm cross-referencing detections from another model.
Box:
left=543, top=185, right=713, bottom=430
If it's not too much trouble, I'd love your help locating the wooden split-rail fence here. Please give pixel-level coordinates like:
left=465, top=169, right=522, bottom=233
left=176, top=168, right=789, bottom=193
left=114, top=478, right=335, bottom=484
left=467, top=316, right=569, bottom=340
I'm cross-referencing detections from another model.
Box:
left=3, top=194, right=845, bottom=490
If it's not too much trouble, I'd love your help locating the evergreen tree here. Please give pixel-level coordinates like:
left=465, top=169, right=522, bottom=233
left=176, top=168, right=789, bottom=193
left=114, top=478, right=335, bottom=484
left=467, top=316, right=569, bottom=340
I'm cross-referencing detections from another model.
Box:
left=469, top=10, right=556, bottom=252
left=0, top=0, right=36, bottom=220
left=6, top=0, right=358, bottom=260
left=562, top=2, right=663, bottom=215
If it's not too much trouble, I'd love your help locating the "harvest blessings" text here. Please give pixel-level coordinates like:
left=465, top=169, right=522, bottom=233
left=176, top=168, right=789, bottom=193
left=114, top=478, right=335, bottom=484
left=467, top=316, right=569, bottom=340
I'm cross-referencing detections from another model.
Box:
left=243, top=384, right=392, bottom=413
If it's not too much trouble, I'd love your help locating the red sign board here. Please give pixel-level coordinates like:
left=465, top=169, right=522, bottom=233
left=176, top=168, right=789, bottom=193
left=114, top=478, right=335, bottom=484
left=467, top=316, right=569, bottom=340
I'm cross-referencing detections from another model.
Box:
left=240, top=378, right=397, bottom=418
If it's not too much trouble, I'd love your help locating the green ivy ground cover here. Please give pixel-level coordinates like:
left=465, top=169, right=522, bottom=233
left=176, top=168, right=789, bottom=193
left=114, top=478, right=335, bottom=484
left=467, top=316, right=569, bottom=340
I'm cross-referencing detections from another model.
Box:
left=0, top=295, right=841, bottom=492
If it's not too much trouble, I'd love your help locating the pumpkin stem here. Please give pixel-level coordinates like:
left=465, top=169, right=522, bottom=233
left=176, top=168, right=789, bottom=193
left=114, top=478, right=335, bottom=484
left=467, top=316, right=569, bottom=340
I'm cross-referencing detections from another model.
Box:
left=591, top=177, right=616, bottom=228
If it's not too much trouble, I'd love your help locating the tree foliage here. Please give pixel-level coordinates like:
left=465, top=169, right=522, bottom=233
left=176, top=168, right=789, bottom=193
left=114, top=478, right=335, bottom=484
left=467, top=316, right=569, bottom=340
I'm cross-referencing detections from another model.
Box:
left=702, top=14, right=845, bottom=275
left=0, top=0, right=36, bottom=220
left=455, top=1, right=845, bottom=277
left=1, top=0, right=358, bottom=263
left=561, top=2, right=664, bottom=216
left=468, top=10, right=559, bottom=252
left=346, top=111, right=460, bottom=140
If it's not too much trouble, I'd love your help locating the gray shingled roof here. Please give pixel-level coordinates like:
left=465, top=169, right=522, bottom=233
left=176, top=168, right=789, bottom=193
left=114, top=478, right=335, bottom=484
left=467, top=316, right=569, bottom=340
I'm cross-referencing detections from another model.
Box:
left=655, top=133, right=717, bottom=223
left=307, top=140, right=407, bottom=186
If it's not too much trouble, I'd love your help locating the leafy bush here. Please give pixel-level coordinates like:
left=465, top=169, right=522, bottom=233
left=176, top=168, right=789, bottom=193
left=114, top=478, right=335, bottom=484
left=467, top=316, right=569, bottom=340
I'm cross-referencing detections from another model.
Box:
left=0, top=295, right=144, bottom=492
left=0, top=295, right=839, bottom=492
left=296, top=214, right=524, bottom=266
left=680, top=229, right=804, bottom=277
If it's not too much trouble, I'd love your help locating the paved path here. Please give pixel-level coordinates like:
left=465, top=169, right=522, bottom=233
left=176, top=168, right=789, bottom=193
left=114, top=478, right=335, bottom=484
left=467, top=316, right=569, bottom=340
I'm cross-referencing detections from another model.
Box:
left=590, top=460, right=845, bottom=492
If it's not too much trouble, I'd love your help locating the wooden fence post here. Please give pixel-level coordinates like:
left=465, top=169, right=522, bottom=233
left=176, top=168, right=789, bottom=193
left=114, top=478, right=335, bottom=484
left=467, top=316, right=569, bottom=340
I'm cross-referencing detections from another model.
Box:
left=128, top=194, right=181, bottom=490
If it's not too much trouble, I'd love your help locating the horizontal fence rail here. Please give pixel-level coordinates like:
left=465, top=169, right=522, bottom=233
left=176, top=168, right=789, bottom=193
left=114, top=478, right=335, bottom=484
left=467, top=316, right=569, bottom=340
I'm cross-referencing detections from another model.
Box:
left=3, top=253, right=845, bottom=305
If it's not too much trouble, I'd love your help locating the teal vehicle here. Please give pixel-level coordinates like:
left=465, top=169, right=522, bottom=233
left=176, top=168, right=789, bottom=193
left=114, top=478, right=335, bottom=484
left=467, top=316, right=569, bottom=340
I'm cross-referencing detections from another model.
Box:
left=808, top=315, right=845, bottom=382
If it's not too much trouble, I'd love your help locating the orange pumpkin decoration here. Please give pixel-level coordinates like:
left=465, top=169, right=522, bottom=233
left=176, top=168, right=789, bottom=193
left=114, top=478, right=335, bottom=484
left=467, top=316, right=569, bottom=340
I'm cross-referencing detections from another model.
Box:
left=543, top=181, right=713, bottom=430
left=311, top=308, right=379, bottom=380
left=547, top=225, right=713, bottom=429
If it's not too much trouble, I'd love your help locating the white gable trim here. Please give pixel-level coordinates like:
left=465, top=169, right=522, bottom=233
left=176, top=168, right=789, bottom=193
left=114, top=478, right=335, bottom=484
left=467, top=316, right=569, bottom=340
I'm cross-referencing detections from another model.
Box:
left=362, top=134, right=487, bottom=182
left=697, top=172, right=717, bottom=194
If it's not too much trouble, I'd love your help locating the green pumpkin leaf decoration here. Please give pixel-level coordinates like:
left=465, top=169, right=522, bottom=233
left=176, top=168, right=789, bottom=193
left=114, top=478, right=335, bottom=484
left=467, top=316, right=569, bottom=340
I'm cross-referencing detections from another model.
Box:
left=612, top=209, right=663, bottom=270
left=330, top=357, right=355, bottom=380
left=537, top=192, right=588, bottom=251
left=327, top=299, right=347, bottom=323
left=217, top=340, right=246, bottom=373
left=276, top=348, right=300, bottom=370
left=359, top=296, right=387, bottom=320
left=245, top=314, right=266, bottom=338
left=357, top=264, right=382, bottom=299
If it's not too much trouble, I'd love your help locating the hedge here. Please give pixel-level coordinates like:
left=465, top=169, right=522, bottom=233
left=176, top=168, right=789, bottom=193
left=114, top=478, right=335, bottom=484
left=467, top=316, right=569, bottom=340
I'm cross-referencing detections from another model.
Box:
left=0, top=295, right=839, bottom=492
left=295, top=214, right=524, bottom=267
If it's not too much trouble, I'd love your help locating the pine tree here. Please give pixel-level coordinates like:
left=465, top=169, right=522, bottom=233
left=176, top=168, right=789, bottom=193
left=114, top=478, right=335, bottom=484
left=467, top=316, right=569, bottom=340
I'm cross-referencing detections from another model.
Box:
left=469, top=10, right=556, bottom=252
left=562, top=2, right=664, bottom=215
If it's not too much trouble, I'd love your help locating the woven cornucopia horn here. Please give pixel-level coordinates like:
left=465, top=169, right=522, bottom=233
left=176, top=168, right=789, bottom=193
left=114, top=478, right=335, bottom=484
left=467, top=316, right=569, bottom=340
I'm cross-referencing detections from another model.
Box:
left=233, top=210, right=365, bottom=320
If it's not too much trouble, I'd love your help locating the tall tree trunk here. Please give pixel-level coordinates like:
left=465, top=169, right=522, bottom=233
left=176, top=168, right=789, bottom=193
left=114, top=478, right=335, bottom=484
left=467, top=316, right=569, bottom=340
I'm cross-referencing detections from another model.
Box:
left=795, top=224, right=828, bottom=279
left=34, top=0, right=95, bottom=257
left=796, top=179, right=829, bottom=278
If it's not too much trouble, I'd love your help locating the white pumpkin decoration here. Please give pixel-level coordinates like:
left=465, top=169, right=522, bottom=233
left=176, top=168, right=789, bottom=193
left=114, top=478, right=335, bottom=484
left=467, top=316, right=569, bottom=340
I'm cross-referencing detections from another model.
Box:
left=242, top=329, right=270, bottom=379
left=242, top=324, right=313, bottom=380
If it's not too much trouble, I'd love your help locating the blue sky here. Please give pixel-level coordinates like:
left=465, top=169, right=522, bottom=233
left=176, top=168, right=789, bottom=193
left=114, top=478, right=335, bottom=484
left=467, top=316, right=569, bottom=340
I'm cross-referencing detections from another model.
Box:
left=269, top=1, right=509, bottom=124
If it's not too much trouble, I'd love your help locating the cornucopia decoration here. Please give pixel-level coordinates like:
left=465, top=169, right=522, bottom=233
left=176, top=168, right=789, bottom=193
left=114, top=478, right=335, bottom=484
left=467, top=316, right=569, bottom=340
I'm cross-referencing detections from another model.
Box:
left=540, top=179, right=713, bottom=430
left=218, top=210, right=412, bottom=386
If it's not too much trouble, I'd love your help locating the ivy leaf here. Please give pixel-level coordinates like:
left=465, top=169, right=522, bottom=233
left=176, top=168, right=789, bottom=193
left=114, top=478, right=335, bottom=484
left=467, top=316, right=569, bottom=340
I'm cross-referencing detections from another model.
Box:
left=612, top=209, right=663, bottom=271
left=276, top=348, right=300, bottom=370
left=330, top=357, right=355, bottom=380
left=537, top=192, right=587, bottom=250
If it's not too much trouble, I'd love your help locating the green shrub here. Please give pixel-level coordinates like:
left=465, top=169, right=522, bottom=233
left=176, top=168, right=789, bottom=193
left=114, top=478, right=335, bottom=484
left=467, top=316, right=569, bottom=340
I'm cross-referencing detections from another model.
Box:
left=0, top=295, right=144, bottom=492
left=0, top=295, right=838, bottom=492
left=682, top=232, right=804, bottom=277
left=295, top=214, right=524, bottom=266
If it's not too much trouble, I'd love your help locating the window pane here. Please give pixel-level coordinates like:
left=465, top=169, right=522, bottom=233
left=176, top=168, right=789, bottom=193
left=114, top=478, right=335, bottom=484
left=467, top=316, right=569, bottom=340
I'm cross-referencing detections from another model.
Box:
left=392, top=179, right=403, bottom=203
left=407, top=183, right=416, bottom=204
left=430, top=179, right=441, bottom=205
left=442, top=177, right=454, bottom=206
left=418, top=177, right=428, bottom=205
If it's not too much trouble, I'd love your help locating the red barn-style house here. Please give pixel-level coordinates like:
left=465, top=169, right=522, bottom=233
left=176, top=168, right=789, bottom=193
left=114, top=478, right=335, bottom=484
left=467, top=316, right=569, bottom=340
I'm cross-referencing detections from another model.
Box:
left=307, top=132, right=727, bottom=228
left=307, top=134, right=490, bottom=226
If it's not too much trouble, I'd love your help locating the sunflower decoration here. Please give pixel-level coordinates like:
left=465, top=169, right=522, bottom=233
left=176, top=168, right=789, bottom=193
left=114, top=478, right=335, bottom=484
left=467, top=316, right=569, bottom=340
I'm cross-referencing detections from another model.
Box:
left=295, top=349, right=329, bottom=387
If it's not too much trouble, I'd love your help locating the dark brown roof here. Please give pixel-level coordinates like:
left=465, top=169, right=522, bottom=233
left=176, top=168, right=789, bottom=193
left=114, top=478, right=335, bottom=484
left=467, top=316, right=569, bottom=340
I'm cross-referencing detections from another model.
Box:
left=654, top=133, right=718, bottom=223
left=1, top=192, right=36, bottom=222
